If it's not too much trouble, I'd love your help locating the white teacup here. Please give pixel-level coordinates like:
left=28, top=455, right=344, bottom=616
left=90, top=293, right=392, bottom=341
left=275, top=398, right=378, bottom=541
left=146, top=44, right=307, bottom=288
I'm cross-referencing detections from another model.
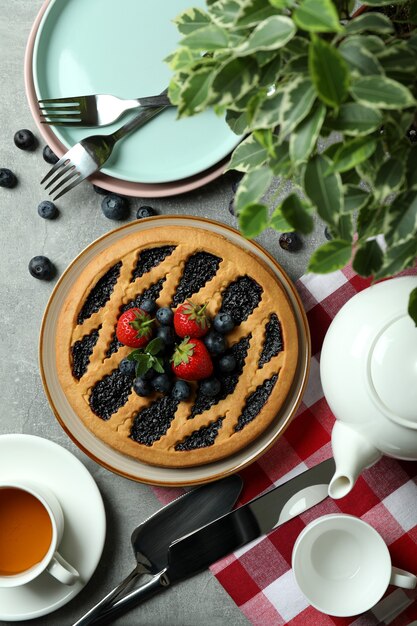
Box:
left=292, top=514, right=417, bottom=617
left=0, top=480, right=80, bottom=587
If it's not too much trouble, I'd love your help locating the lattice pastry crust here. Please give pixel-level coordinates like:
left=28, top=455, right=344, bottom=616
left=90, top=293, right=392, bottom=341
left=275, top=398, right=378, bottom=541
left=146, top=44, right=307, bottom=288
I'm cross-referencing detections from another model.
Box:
left=56, top=225, right=299, bottom=467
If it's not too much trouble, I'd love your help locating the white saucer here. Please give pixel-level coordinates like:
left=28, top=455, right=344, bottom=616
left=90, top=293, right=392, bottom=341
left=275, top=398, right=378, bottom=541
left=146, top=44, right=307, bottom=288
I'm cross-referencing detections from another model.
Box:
left=0, top=434, right=106, bottom=621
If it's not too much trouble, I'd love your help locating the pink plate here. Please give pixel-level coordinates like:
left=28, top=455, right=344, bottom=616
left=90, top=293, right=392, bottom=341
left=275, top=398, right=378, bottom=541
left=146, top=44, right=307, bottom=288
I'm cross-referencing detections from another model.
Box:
left=24, top=0, right=231, bottom=198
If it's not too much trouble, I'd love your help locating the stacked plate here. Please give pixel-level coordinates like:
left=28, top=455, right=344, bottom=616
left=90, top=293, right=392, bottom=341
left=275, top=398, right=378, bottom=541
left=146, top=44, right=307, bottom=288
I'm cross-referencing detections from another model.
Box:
left=25, top=0, right=243, bottom=196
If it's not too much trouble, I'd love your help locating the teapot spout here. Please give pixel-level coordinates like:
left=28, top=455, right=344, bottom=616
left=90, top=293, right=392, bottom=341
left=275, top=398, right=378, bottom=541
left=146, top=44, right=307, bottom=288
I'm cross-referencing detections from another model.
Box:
left=329, top=421, right=382, bottom=499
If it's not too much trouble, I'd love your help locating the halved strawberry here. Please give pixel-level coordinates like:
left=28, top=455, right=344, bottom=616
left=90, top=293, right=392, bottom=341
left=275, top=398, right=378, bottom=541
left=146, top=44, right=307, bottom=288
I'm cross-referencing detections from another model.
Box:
left=174, top=301, right=210, bottom=338
left=116, top=308, right=153, bottom=348
left=171, top=337, right=213, bottom=381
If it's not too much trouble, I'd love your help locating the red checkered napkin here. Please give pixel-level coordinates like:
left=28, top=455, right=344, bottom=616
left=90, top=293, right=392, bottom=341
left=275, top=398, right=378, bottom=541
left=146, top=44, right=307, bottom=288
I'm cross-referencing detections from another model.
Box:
left=153, top=265, right=417, bottom=626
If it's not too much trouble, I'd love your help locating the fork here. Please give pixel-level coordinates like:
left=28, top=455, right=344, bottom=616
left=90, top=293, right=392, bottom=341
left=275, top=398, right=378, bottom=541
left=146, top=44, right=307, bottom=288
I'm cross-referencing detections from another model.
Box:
left=38, top=92, right=172, bottom=127
left=40, top=104, right=166, bottom=200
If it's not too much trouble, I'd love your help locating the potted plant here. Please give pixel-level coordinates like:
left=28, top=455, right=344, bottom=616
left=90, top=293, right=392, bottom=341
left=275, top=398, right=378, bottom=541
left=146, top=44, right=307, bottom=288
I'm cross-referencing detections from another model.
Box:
left=166, top=0, right=417, bottom=321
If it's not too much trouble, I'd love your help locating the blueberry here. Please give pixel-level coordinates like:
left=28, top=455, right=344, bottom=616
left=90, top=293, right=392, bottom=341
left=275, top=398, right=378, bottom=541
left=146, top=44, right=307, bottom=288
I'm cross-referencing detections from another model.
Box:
left=407, top=127, right=417, bottom=144
left=42, top=145, right=59, bottom=165
left=156, top=307, right=174, bottom=326
left=213, top=312, right=234, bottom=334
left=200, top=378, right=221, bottom=397
left=118, top=358, right=136, bottom=377
left=92, top=184, right=108, bottom=195
left=14, top=129, right=37, bottom=151
left=136, top=205, right=156, bottom=219
left=156, top=325, right=175, bottom=346
left=218, top=354, right=237, bottom=374
left=101, top=194, right=129, bottom=220
left=140, top=367, right=157, bottom=381
left=151, top=373, right=172, bottom=394
left=133, top=377, right=152, bottom=397
left=38, top=200, right=58, bottom=220
left=28, top=255, right=56, bottom=280
left=324, top=226, right=333, bottom=241
left=230, top=171, right=244, bottom=193
left=204, top=331, right=227, bottom=356
left=140, top=299, right=157, bottom=315
left=172, top=380, right=191, bottom=401
left=279, top=232, right=302, bottom=252
left=0, top=168, right=17, bottom=189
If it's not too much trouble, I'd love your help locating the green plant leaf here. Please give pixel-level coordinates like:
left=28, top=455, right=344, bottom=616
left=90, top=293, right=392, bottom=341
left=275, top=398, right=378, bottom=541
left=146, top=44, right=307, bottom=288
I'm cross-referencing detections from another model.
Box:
left=329, top=102, right=382, bottom=136
left=269, top=206, right=292, bottom=232
left=350, top=76, right=416, bottom=109
left=259, top=54, right=282, bottom=87
left=225, top=109, right=250, bottom=135
left=279, top=194, right=314, bottom=234
left=208, top=0, right=241, bottom=27
left=152, top=358, right=165, bottom=374
left=357, top=0, right=410, bottom=5
left=211, top=57, right=258, bottom=106
left=345, top=12, right=394, bottom=34
left=236, top=16, right=296, bottom=55
left=377, top=45, right=417, bottom=75
left=177, top=69, right=214, bottom=116
left=408, top=288, right=417, bottom=326
left=352, top=239, right=383, bottom=276
left=304, top=155, right=343, bottom=226
left=236, top=0, right=277, bottom=27
left=385, top=191, right=417, bottom=246
left=344, top=185, right=369, bottom=213
left=238, top=203, right=270, bottom=238
left=226, top=134, right=268, bottom=172
left=134, top=355, right=151, bottom=378
left=251, top=89, right=285, bottom=129
left=309, top=36, right=350, bottom=109
left=308, top=239, right=352, bottom=273
left=336, top=213, right=354, bottom=241
left=374, top=157, right=405, bottom=200
left=348, top=35, right=385, bottom=54
left=235, top=165, right=273, bottom=211
left=339, top=40, right=384, bottom=76
left=357, top=202, right=385, bottom=240
left=269, top=140, right=292, bottom=176
left=173, top=7, right=211, bottom=35
left=406, top=148, right=417, bottom=190
left=293, top=0, right=343, bottom=33
left=329, top=136, right=377, bottom=173
left=279, top=78, right=316, bottom=138
left=290, top=101, right=326, bottom=165
left=375, top=238, right=417, bottom=279
left=180, top=24, right=230, bottom=50
left=146, top=337, right=164, bottom=356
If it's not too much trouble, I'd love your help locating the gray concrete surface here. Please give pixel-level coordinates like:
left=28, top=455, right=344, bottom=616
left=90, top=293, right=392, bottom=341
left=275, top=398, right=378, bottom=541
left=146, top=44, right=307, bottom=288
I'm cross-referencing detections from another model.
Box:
left=0, top=2, right=326, bottom=624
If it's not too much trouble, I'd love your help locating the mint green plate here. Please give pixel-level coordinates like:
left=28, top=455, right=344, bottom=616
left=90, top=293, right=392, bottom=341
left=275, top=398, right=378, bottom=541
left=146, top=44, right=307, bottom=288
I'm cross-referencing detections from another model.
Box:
left=33, top=0, right=242, bottom=184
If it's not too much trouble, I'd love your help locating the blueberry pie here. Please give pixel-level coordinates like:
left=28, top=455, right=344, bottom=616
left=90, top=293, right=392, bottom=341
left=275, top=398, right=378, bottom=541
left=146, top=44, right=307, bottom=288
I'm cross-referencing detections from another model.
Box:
left=56, top=225, right=299, bottom=467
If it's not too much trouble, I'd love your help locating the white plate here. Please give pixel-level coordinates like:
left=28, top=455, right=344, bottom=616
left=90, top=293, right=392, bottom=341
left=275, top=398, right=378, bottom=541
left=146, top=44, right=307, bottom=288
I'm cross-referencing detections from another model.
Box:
left=39, top=216, right=310, bottom=486
left=0, top=434, right=106, bottom=622
left=32, top=0, right=242, bottom=184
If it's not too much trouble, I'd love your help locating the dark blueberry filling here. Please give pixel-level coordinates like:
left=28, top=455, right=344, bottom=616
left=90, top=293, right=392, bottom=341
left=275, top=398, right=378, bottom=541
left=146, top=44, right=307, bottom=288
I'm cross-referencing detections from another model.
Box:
left=105, top=279, right=166, bottom=358
left=130, top=395, right=179, bottom=446
left=258, top=314, right=284, bottom=368
left=220, top=276, right=263, bottom=324
left=175, top=417, right=224, bottom=451
left=89, top=369, right=133, bottom=420
left=190, top=335, right=251, bottom=419
left=172, top=252, right=222, bottom=306
left=71, top=328, right=100, bottom=380
left=130, top=246, right=176, bottom=282
left=77, top=262, right=122, bottom=324
left=235, top=374, right=278, bottom=432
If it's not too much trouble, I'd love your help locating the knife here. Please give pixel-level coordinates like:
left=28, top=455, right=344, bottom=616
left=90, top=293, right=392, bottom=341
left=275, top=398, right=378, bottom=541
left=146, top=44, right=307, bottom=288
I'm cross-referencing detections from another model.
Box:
left=92, top=457, right=335, bottom=625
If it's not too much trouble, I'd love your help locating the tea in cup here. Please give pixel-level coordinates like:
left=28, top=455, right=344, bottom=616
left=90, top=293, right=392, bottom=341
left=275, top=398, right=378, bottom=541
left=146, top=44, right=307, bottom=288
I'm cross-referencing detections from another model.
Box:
left=292, top=514, right=417, bottom=617
left=0, top=480, right=79, bottom=587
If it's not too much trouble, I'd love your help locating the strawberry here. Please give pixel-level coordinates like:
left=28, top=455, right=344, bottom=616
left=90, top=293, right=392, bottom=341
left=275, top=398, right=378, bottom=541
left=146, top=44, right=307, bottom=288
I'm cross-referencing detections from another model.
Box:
left=171, top=337, right=213, bottom=381
left=116, top=308, right=153, bottom=348
left=173, top=301, right=210, bottom=338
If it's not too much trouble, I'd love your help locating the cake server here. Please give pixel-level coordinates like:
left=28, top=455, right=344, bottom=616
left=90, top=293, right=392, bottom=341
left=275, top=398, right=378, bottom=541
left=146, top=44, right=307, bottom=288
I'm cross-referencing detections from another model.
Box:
left=73, top=475, right=242, bottom=626
left=90, top=457, right=335, bottom=625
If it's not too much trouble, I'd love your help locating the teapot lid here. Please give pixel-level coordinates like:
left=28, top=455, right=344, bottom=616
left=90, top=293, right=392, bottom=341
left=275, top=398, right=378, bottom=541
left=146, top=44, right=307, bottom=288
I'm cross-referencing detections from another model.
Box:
left=370, top=315, right=417, bottom=428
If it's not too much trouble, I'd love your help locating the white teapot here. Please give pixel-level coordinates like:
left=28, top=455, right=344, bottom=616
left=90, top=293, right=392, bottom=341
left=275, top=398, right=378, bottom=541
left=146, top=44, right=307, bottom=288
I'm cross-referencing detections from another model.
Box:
left=320, top=275, right=417, bottom=499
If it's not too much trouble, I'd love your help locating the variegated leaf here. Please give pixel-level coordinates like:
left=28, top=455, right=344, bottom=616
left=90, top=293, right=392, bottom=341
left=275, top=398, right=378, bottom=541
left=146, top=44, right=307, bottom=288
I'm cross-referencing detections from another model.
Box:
left=226, top=134, right=268, bottom=172
left=236, top=16, right=296, bottom=56
left=328, top=137, right=377, bottom=173
left=339, top=39, right=384, bottom=76
left=385, top=191, right=417, bottom=246
left=208, top=0, right=241, bottom=28
left=279, top=78, right=316, bottom=138
left=304, top=155, right=344, bottom=225
left=211, top=57, right=259, bottom=106
left=180, top=24, right=230, bottom=50
left=177, top=69, right=215, bottom=116
left=350, top=76, right=416, bottom=109
left=345, top=12, right=394, bottom=34
left=174, top=8, right=211, bottom=35
left=375, top=238, right=417, bottom=280
left=329, top=102, right=382, bottom=136
left=308, top=240, right=352, bottom=274
left=236, top=0, right=278, bottom=28
left=238, top=203, right=269, bottom=238
left=309, top=36, right=350, bottom=108
left=290, top=101, right=326, bottom=165
left=293, top=0, right=343, bottom=33
left=235, top=166, right=273, bottom=211
left=374, top=157, right=405, bottom=201
left=352, top=240, right=384, bottom=276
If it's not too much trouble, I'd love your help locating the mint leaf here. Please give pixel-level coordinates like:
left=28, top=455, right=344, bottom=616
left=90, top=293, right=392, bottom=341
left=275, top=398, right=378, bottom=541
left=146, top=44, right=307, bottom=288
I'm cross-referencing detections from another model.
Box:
left=146, top=337, right=164, bottom=356
left=152, top=358, right=165, bottom=374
